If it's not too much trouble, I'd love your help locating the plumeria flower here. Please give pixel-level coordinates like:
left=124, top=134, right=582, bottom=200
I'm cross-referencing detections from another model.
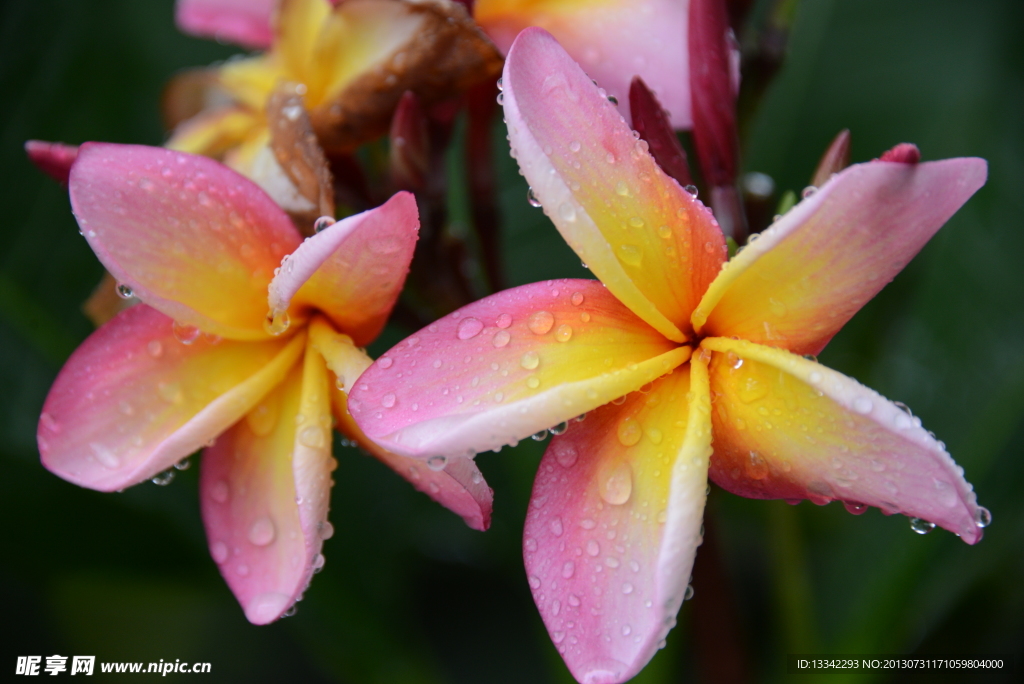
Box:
left=475, top=0, right=694, bottom=129
left=37, top=143, right=492, bottom=625
left=349, top=29, right=989, bottom=683
left=166, top=0, right=501, bottom=168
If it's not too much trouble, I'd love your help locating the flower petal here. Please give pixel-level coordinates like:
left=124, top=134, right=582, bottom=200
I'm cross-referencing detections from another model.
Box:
left=692, top=157, right=988, bottom=355
left=477, top=0, right=691, bottom=128
left=309, top=315, right=494, bottom=530
left=265, top=85, right=335, bottom=236
left=307, top=0, right=502, bottom=154
left=69, top=143, right=302, bottom=340
left=702, top=337, right=986, bottom=543
left=39, top=305, right=305, bottom=492
left=165, top=105, right=259, bottom=160
left=175, top=0, right=276, bottom=49
left=274, top=0, right=333, bottom=83
left=200, top=339, right=335, bottom=625
left=523, top=355, right=711, bottom=684
left=267, top=192, right=418, bottom=346
left=25, top=140, right=78, bottom=185
left=503, top=28, right=726, bottom=343
left=350, top=279, right=689, bottom=458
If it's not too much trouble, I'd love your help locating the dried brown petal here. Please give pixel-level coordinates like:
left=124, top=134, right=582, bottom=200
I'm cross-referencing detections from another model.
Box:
left=266, top=83, right=336, bottom=235
left=309, top=0, right=502, bottom=154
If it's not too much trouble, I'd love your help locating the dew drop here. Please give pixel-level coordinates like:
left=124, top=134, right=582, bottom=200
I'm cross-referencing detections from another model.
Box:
left=598, top=460, right=633, bottom=505
left=555, top=324, right=573, bottom=342
left=172, top=321, right=201, bottom=345
left=493, top=330, right=511, bottom=347
left=210, top=479, right=229, bottom=503
left=520, top=351, right=541, bottom=369
left=550, top=517, right=564, bottom=536
left=586, top=540, right=600, bottom=556
left=457, top=317, right=484, bottom=340
left=910, top=517, right=935, bottom=534
left=549, top=421, right=569, bottom=436
left=657, top=225, right=672, bottom=239
left=263, top=310, right=290, bottom=336
left=683, top=585, right=695, bottom=601
left=617, top=244, right=643, bottom=267
left=526, top=375, right=540, bottom=389
left=313, top=216, right=335, bottom=233
left=843, top=501, right=868, bottom=515
left=684, top=185, right=699, bottom=197
left=562, top=561, right=575, bottom=578
left=381, top=393, right=397, bottom=408
left=528, top=311, right=555, bottom=334
left=116, top=283, right=134, bottom=299
left=496, top=313, right=512, bottom=328
left=299, top=425, right=327, bottom=448
left=617, top=416, right=642, bottom=446
left=248, top=517, right=276, bottom=546
left=555, top=444, right=578, bottom=467
left=427, top=455, right=447, bottom=471
left=531, top=429, right=549, bottom=441
left=615, top=181, right=630, bottom=197
left=527, top=187, right=541, bottom=207
left=151, top=469, right=176, bottom=486
left=853, top=397, right=873, bottom=414
left=975, top=506, right=992, bottom=528
left=558, top=202, right=577, bottom=222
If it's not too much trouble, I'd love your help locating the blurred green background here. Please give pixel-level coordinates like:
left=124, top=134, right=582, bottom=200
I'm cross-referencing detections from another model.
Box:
left=1, top=0, right=1021, bottom=681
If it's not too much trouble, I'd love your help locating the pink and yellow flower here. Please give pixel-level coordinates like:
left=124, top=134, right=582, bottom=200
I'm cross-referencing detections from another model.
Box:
left=38, top=143, right=491, bottom=624
left=349, top=30, right=989, bottom=683
left=167, top=0, right=501, bottom=165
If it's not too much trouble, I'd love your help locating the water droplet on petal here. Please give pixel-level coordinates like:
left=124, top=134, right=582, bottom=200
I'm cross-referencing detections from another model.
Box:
left=562, top=561, right=575, bottom=578
left=684, top=185, right=699, bottom=197
left=520, top=351, right=541, bottom=369
left=151, top=469, right=175, bottom=486
left=853, top=397, right=873, bottom=414
left=381, top=393, right=397, bottom=408
left=264, top=310, right=290, bottom=336
left=457, top=317, right=484, bottom=340
left=493, top=330, right=511, bottom=348
left=555, top=444, right=578, bottom=467
left=172, top=321, right=201, bottom=345
left=496, top=313, right=512, bottom=328
left=555, top=324, right=573, bottom=342
left=683, top=585, right=695, bottom=601
left=211, top=541, right=229, bottom=563
left=427, top=455, right=447, bottom=471
left=975, top=506, right=992, bottom=528
left=528, top=311, right=555, bottom=334
left=527, top=187, right=541, bottom=207
left=558, top=202, right=577, bottom=222
left=313, top=216, right=335, bottom=233
left=299, top=425, right=327, bottom=448
left=910, top=517, right=935, bottom=534
left=248, top=517, right=276, bottom=546
left=378, top=356, right=394, bottom=369
left=116, top=283, right=134, bottom=299
left=617, top=417, right=642, bottom=446
left=618, top=244, right=643, bottom=267
left=598, top=460, right=633, bottom=505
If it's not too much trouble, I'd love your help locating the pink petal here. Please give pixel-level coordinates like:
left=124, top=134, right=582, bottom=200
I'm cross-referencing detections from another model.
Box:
left=267, top=192, right=419, bottom=346
left=477, top=0, right=691, bottom=128
left=25, top=140, right=79, bottom=185
left=502, top=29, right=726, bottom=343
left=703, top=337, right=987, bottom=543
left=201, top=342, right=335, bottom=624
left=693, top=157, right=988, bottom=355
left=69, top=143, right=301, bottom=340
left=39, top=305, right=305, bottom=492
left=350, top=279, right=689, bottom=458
left=524, top=356, right=712, bottom=684
left=175, top=0, right=276, bottom=49
left=308, top=315, right=494, bottom=530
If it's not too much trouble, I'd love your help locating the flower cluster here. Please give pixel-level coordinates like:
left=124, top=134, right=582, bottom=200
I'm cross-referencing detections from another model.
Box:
left=28, top=1, right=989, bottom=682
